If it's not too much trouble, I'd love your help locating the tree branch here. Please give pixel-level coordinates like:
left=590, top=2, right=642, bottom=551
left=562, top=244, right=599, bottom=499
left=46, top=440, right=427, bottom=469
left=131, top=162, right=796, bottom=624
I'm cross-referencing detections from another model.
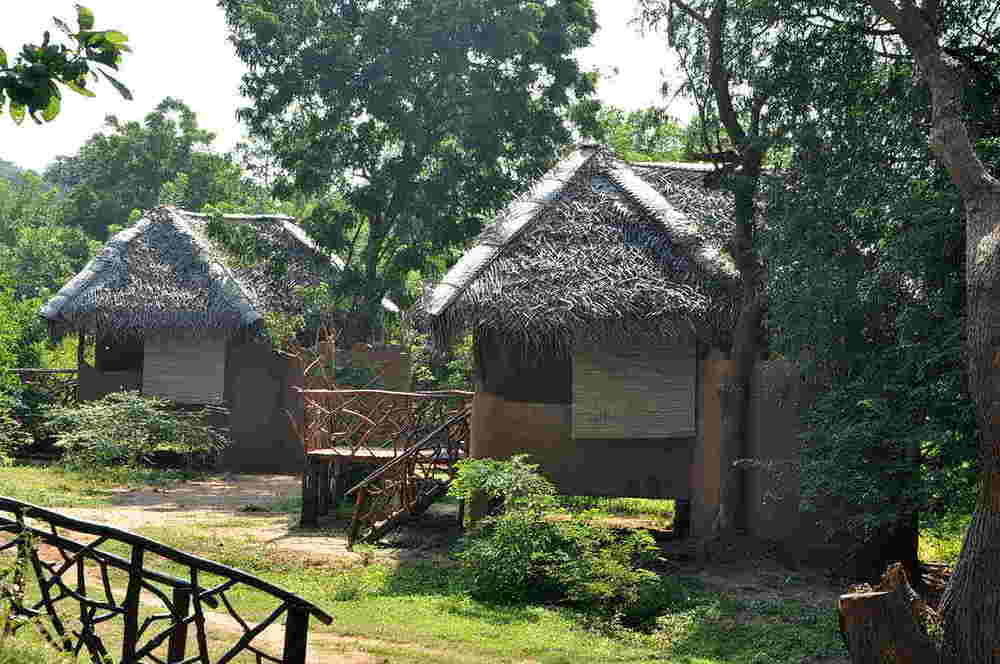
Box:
left=669, top=0, right=709, bottom=27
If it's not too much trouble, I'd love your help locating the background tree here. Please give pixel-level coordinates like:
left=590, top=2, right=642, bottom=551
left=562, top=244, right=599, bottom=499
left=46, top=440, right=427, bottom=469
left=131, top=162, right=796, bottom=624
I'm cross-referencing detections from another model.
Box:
left=220, top=0, right=601, bottom=334
left=845, top=1, right=1000, bottom=660
left=638, top=0, right=779, bottom=550
left=1, top=5, right=131, bottom=125
left=47, top=97, right=281, bottom=239
left=587, top=105, right=686, bottom=162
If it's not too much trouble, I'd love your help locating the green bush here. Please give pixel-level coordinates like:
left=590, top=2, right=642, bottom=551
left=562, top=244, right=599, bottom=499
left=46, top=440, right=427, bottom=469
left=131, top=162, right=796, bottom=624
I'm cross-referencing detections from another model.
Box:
left=450, top=456, right=672, bottom=627
left=46, top=391, right=229, bottom=470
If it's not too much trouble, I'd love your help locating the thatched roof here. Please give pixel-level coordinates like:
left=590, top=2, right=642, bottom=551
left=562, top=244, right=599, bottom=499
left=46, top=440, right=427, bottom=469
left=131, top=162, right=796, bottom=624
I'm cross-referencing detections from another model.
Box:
left=422, top=145, right=738, bottom=354
left=41, top=206, right=396, bottom=339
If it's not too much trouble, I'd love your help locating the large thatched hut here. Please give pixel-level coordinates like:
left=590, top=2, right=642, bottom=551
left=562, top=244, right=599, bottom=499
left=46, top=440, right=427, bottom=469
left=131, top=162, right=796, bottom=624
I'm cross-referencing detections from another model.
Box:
left=422, top=144, right=743, bottom=534
left=41, top=206, right=396, bottom=472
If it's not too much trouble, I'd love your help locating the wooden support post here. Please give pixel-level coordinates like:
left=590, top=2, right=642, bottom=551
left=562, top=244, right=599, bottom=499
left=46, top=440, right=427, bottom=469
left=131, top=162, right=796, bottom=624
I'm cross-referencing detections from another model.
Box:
left=318, top=461, right=331, bottom=516
left=121, top=545, right=145, bottom=663
left=457, top=499, right=466, bottom=530
left=167, top=587, right=191, bottom=663
left=300, top=456, right=318, bottom=528
left=347, top=487, right=367, bottom=549
left=674, top=499, right=691, bottom=539
left=330, top=459, right=345, bottom=510
left=282, top=605, right=310, bottom=664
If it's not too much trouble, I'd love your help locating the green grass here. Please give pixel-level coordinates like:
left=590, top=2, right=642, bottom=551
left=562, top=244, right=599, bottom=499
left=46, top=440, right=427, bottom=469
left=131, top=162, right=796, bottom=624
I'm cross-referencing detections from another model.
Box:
left=0, top=463, right=206, bottom=508
left=920, top=515, right=970, bottom=565
left=0, top=468, right=848, bottom=663
left=558, top=496, right=675, bottom=527
left=119, top=526, right=845, bottom=664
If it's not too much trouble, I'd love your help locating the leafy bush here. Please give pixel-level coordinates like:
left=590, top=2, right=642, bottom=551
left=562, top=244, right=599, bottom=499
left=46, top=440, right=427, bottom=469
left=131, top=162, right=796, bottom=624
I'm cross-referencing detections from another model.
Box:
left=410, top=331, right=474, bottom=391
left=450, top=454, right=556, bottom=510
left=47, top=391, right=229, bottom=470
left=450, top=456, right=671, bottom=627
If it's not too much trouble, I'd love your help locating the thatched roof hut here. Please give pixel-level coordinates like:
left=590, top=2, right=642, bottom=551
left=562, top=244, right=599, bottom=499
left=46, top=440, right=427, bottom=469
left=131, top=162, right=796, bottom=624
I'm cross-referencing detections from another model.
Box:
left=420, top=144, right=739, bottom=513
left=40, top=206, right=399, bottom=473
left=41, top=205, right=396, bottom=341
left=423, top=144, right=737, bottom=356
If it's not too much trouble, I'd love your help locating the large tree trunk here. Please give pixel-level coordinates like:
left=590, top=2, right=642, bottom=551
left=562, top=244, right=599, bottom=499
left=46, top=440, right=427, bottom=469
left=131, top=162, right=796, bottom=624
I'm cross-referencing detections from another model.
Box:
left=862, top=2, right=1000, bottom=661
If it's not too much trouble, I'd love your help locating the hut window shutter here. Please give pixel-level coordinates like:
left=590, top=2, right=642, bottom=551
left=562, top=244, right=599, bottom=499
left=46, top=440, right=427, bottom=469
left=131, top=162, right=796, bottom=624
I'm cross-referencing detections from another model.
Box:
left=572, top=341, right=696, bottom=439
left=142, top=336, right=226, bottom=405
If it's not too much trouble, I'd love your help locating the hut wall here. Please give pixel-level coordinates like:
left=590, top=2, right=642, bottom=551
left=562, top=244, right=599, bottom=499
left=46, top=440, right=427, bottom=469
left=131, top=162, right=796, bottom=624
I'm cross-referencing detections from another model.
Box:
left=743, top=360, right=843, bottom=566
left=78, top=361, right=141, bottom=401
left=470, top=335, right=696, bottom=500
left=142, top=335, right=226, bottom=405
left=217, top=338, right=304, bottom=473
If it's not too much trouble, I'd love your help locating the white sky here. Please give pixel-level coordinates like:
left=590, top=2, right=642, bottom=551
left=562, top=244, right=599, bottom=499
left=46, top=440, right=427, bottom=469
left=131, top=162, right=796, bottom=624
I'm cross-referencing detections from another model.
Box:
left=0, top=1, right=688, bottom=172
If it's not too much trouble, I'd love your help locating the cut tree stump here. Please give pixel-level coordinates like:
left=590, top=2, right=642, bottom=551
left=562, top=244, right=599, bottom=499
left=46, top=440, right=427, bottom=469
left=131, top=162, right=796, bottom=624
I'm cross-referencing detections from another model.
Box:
left=838, top=563, right=939, bottom=664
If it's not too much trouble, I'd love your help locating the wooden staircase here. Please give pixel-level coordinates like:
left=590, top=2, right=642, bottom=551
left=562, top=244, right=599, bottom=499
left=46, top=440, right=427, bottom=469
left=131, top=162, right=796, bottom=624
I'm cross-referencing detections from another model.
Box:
left=296, top=389, right=472, bottom=547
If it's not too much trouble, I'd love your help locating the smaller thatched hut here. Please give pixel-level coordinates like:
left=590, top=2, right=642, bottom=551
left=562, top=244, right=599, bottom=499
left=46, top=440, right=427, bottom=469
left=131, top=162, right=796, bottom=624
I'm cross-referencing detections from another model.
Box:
left=41, top=206, right=396, bottom=472
left=422, top=144, right=739, bottom=532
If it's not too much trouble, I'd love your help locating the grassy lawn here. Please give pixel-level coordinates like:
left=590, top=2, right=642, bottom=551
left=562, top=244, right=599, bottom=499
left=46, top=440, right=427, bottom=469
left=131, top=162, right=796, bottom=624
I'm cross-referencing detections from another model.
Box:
left=0, top=467, right=851, bottom=663
left=0, top=463, right=207, bottom=508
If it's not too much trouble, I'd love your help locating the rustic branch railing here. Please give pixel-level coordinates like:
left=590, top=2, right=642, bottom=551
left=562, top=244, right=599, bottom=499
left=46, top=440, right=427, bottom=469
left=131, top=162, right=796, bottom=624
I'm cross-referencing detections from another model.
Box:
left=10, top=368, right=79, bottom=406
left=0, top=497, right=332, bottom=664
left=294, top=389, right=473, bottom=545
left=345, top=407, right=472, bottom=547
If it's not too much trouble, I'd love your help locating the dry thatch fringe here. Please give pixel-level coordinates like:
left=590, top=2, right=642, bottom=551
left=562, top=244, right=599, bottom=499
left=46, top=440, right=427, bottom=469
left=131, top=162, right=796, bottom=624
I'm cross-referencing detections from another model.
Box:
left=423, top=146, right=739, bottom=356
left=41, top=206, right=345, bottom=340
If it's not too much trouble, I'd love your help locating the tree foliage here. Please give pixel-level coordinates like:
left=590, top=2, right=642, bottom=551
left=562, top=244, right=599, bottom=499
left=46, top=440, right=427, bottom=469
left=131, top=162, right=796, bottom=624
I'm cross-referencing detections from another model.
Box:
left=221, top=0, right=601, bottom=327
left=584, top=106, right=686, bottom=162
left=0, top=5, right=131, bottom=125
left=46, top=97, right=281, bottom=238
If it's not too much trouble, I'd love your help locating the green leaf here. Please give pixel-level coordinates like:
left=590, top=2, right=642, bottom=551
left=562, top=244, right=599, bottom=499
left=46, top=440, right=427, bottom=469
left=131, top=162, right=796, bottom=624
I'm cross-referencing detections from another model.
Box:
left=103, top=30, right=129, bottom=45
left=10, top=102, right=25, bottom=125
left=64, top=78, right=96, bottom=97
left=41, top=90, right=61, bottom=122
left=99, top=69, right=132, bottom=100
left=76, top=5, right=95, bottom=31
left=0, top=47, right=6, bottom=69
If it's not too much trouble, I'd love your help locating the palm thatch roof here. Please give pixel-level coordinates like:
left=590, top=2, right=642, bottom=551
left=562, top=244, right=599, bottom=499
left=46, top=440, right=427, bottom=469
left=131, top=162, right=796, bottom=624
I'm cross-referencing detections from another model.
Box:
left=41, top=206, right=396, bottom=339
left=422, top=145, right=738, bottom=355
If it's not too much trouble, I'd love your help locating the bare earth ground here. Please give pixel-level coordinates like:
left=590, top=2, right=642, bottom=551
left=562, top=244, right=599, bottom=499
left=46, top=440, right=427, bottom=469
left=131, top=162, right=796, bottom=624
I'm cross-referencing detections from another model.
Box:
left=55, top=474, right=848, bottom=663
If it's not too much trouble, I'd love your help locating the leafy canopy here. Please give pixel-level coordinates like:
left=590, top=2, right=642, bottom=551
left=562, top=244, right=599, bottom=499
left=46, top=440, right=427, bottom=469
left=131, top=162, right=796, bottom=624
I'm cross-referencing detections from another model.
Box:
left=0, top=5, right=131, bottom=125
left=221, top=0, right=600, bottom=321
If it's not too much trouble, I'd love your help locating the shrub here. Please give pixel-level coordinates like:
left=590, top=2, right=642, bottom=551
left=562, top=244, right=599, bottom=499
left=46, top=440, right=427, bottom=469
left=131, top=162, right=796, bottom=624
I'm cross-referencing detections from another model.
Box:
left=450, top=456, right=672, bottom=627
left=46, top=391, right=229, bottom=470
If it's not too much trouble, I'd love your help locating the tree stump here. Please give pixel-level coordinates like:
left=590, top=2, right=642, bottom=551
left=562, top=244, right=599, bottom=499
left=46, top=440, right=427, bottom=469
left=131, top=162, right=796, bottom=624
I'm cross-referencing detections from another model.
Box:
left=838, top=564, right=938, bottom=664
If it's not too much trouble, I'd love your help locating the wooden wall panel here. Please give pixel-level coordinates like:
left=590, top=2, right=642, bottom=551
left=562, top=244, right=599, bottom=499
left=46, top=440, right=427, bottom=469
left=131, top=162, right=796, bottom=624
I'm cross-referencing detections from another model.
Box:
left=142, top=336, right=226, bottom=405
left=572, top=341, right=695, bottom=439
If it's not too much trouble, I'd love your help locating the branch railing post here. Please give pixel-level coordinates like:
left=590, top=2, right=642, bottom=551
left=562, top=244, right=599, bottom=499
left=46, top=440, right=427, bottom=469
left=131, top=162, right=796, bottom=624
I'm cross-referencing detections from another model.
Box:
left=120, top=544, right=145, bottom=662
left=167, top=587, right=191, bottom=663
left=282, top=605, right=310, bottom=664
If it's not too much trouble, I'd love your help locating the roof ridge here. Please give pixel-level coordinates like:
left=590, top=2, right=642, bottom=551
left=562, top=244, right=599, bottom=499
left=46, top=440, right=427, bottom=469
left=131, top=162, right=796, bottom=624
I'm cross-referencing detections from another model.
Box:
left=605, top=160, right=737, bottom=278
left=424, top=146, right=600, bottom=317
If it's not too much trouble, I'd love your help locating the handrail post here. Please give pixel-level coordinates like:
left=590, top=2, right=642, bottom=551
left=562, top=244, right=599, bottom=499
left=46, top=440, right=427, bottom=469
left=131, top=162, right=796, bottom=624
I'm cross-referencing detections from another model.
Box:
left=121, top=544, right=145, bottom=662
left=282, top=605, right=310, bottom=664
left=167, top=587, right=191, bottom=663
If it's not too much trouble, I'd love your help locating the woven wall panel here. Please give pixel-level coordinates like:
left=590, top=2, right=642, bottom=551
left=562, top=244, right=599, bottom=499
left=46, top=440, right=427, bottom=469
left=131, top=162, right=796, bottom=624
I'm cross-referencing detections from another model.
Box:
left=572, top=341, right=695, bottom=439
left=142, top=336, right=226, bottom=405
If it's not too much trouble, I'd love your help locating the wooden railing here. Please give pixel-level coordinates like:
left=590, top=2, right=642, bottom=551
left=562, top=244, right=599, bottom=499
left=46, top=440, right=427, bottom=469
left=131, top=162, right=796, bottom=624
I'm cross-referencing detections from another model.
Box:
left=345, top=407, right=472, bottom=547
left=0, top=497, right=332, bottom=664
left=294, top=389, right=473, bottom=546
left=293, top=388, right=473, bottom=455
